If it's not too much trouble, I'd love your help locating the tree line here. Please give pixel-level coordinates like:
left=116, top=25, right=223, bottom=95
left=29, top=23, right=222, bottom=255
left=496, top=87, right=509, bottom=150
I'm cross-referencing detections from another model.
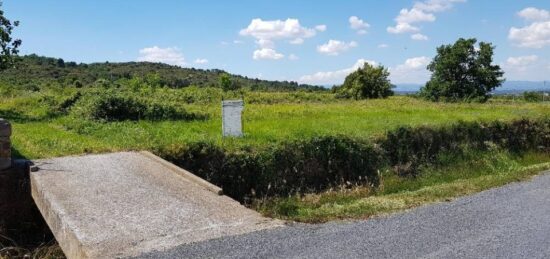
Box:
left=1, top=3, right=506, bottom=102
left=334, top=38, right=505, bottom=102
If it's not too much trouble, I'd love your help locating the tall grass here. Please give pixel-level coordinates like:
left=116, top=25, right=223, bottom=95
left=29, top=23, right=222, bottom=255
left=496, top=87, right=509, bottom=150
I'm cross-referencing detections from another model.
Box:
left=1, top=88, right=547, bottom=159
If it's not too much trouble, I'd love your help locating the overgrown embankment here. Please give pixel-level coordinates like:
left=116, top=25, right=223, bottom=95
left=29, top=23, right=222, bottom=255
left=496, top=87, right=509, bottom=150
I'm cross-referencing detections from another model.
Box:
left=160, top=118, right=549, bottom=204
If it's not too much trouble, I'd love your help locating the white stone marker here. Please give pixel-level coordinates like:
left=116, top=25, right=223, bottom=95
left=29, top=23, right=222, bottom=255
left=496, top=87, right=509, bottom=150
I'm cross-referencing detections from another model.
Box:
left=222, top=100, right=244, bottom=137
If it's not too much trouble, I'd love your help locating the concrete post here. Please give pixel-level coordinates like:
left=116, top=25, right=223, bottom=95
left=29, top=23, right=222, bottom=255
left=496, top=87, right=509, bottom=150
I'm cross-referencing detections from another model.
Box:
left=0, top=118, right=12, bottom=170
left=222, top=100, right=244, bottom=137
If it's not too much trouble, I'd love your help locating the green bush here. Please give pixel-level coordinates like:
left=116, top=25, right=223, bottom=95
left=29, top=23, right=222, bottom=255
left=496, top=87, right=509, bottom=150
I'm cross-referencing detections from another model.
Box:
left=382, top=118, right=550, bottom=176
left=71, top=91, right=202, bottom=121
left=523, top=91, right=542, bottom=102
left=162, top=118, right=549, bottom=201
left=162, top=136, right=383, bottom=202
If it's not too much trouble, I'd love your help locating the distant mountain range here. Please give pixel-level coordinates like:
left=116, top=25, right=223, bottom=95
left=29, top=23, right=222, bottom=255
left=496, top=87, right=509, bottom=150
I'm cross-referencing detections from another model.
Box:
left=394, top=81, right=550, bottom=94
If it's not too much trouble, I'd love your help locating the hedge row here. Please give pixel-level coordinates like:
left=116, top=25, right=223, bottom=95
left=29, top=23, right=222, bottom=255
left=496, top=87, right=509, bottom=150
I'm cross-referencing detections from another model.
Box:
left=161, top=118, right=549, bottom=202
left=162, top=137, right=382, bottom=202
left=383, top=118, right=550, bottom=176
left=70, top=90, right=203, bottom=122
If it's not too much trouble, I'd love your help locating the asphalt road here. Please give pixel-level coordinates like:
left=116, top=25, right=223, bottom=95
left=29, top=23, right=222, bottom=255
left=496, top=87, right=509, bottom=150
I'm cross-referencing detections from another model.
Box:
left=140, top=171, right=550, bottom=259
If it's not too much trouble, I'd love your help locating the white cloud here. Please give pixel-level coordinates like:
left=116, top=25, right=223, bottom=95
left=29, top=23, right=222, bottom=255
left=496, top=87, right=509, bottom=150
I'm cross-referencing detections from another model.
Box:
left=137, top=46, right=185, bottom=66
left=253, top=48, right=284, bottom=60
left=233, top=40, right=244, bottom=44
left=315, top=24, right=327, bottom=32
left=288, top=54, right=299, bottom=60
left=240, top=18, right=319, bottom=59
left=414, top=0, right=466, bottom=12
left=509, top=23, right=550, bottom=48
left=503, top=55, right=539, bottom=73
left=396, top=8, right=436, bottom=24
left=378, top=43, right=389, bottom=48
left=390, top=56, right=431, bottom=84
left=506, top=55, right=538, bottom=67
left=518, top=7, right=550, bottom=22
left=387, top=23, right=420, bottom=34
left=502, top=55, right=549, bottom=80
left=349, top=16, right=370, bottom=34
left=298, top=59, right=377, bottom=85
left=194, top=58, right=209, bottom=64
left=317, top=40, right=358, bottom=56
left=241, top=18, right=316, bottom=46
left=509, top=8, right=550, bottom=48
left=411, top=33, right=429, bottom=40
left=387, top=0, right=465, bottom=36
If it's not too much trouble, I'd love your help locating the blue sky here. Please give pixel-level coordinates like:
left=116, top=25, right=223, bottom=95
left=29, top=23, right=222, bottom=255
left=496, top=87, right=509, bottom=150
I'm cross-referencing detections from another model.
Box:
left=4, top=0, right=550, bottom=85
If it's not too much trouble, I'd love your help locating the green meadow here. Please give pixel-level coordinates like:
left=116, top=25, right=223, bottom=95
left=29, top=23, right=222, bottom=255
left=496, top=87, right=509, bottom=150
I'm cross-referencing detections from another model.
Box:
left=2, top=88, right=548, bottom=159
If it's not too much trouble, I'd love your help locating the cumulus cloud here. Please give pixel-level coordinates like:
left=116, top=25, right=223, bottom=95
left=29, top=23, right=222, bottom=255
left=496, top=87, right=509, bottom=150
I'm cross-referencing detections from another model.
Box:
left=503, top=55, right=539, bottom=74
left=317, top=40, right=358, bottom=56
left=390, top=56, right=431, bottom=84
left=506, top=55, right=539, bottom=67
left=241, top=18, right=319, bottom=58
left=518, top=7, right=550, bottom=22
left=378, top=43, right=389, bottom=48
left=396, top=8, right=436, bottom=24
left=298, top=59, right=377, bottom=85
left=387, top=23, right=420, bottom=34
left=387, top=0, right=465, bottom=37
left=349, top=16, right=370, bottom=34
left=411, top=33, right=429, bottom=40
left=253, top=48, right=284, bottom=60
left=502, top=55, right=549, bottom=80
left=137, top=46, right=185, bottom=66
left=315, top=24, right=327, bottom=32
left=509, top=7, right=550, bottom=48
left=194, top=58, right=209, bottom=64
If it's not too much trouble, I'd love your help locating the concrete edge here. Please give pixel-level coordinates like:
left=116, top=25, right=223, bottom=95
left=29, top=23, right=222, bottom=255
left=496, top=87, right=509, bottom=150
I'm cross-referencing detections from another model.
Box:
left=30, top=173, right=91, bottom=259
left=139, top=151, right=223, bottom=196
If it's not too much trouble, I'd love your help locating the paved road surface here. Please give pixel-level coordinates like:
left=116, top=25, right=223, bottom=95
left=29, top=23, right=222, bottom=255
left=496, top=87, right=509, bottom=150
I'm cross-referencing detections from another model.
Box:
left=140, top=171, right=550, bottom=259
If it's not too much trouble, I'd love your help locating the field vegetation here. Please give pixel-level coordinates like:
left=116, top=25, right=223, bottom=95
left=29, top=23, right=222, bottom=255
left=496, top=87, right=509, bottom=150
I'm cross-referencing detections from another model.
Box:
left=0, top=17, right=548, bottom=257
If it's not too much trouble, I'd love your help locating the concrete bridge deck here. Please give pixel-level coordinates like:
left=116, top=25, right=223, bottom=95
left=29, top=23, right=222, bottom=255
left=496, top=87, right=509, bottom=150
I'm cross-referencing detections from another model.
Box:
left=30, top=151, right=282, bottom=259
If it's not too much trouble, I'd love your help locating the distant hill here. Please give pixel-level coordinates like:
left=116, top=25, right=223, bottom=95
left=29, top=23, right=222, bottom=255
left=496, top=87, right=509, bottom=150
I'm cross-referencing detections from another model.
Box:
left=395, top=81, right=550, bottom=94
left=0, top=55, right=326, bottom=92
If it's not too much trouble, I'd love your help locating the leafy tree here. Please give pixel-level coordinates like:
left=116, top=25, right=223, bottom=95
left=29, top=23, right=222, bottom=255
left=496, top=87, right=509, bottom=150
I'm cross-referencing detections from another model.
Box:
left=420, top=38, right=504, bottom=102
left=0, top=2, right=21, bottom=71
left=219, top=73, right=240, bottom=92
left=337, top=62, right=393, bottom=100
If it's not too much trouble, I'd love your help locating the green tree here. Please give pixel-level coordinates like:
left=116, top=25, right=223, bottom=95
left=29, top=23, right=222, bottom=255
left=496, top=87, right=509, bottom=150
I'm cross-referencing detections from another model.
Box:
left=219, top=73, right=240, bottom=92
left=420, top=38, right=504, bottom=102
left=0, top=2, right=21, bottom=71
left=337, top=63, right=393, bottom=100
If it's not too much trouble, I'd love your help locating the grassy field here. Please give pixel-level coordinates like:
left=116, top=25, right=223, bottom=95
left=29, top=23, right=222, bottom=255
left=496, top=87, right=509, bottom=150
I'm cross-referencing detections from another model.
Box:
left=1, top=89, right=548, bottom=159
left=0, top=88, right=549, bottom=259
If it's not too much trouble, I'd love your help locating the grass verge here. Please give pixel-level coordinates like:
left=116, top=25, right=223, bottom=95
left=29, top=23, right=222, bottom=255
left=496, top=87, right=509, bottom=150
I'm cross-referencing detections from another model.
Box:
left=256, top=150, right=550, bottom=223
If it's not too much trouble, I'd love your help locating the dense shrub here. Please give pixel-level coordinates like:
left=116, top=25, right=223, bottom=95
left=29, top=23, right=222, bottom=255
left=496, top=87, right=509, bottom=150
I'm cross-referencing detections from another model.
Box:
left=162, top=118, right=548, bottom=201
left=336, top=62, right=394, bottom=100
left=71, top=91, right=202, bottom=121
left=523, top=91, right=543, bottom=102
left=162, top=136, right=383, bottom=202
left=383, top=118, right=550, bottom=176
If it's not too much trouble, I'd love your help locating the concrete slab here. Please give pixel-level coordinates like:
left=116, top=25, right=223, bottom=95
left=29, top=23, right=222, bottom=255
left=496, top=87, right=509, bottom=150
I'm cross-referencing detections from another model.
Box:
left=30, top=152, right=282, bottom=259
